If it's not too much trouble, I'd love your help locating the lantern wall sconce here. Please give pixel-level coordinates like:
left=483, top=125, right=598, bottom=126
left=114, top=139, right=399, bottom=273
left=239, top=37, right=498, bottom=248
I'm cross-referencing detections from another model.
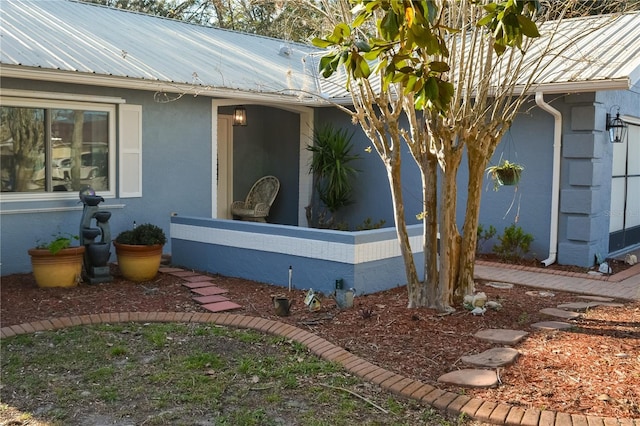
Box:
left=606, top=106, right=627, bottom=143
left=233, top=106, right=247, bottom=126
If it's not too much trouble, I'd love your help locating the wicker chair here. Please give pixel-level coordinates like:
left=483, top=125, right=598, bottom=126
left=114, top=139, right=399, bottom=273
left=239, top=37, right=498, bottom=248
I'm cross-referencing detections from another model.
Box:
left=230, top=176, right=280, bottom=222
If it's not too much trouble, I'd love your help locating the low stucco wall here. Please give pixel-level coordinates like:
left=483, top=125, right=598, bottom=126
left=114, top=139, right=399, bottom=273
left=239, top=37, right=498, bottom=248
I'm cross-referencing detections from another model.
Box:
left=170, top=216, right=424, bottom=296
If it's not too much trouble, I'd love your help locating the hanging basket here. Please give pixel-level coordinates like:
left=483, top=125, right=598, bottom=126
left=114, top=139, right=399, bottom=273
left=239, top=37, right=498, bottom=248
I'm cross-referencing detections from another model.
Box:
left=486, top=161, right=523, bottom=190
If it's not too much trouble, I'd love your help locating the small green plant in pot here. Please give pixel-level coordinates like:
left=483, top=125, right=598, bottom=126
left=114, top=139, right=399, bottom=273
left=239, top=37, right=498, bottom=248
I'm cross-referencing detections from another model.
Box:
left=28, top=232, right=85, bottom=288
left=486, top=160, right=524, bottom=190
left=114, top=223, right=167, bottom=282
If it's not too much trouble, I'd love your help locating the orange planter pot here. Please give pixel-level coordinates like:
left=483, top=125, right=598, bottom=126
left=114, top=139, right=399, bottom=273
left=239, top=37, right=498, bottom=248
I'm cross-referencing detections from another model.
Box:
left=28, top=246, right=86, bottom=288
left=114, top=242, right=163, bottom=282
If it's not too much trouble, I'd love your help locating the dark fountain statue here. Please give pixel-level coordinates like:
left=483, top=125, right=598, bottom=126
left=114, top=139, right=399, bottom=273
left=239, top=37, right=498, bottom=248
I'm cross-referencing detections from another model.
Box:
left=79, top=187, right=113, bottom=284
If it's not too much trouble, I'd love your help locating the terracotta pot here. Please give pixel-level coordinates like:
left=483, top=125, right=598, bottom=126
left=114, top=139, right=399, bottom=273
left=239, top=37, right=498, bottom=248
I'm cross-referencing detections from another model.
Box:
left=114, top=242, right=163, bottom=282
left=28, top=246, right=85, bottom=288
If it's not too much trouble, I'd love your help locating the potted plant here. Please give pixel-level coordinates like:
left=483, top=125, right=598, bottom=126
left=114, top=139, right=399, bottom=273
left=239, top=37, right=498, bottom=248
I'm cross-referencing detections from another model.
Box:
left=113, top=223, right=167, bottom=282
left=28, top=232, right=85, bottom=288
left=486, top=160, right=524, bottom=190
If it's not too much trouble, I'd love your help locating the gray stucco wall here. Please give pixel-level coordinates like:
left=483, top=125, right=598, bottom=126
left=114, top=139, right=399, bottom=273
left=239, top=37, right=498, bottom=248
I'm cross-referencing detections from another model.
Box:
left=316, top=91, right=637, bottom=268
left=1, top=78, right=214, bottom=275
left=314, top=107, right=422, bottom=230
left=2, top=76, right=636, bottom=277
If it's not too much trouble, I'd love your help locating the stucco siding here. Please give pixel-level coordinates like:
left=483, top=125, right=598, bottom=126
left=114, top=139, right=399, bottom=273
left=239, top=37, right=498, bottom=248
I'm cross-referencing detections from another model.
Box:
left=0, top=78, right=214, bottom=274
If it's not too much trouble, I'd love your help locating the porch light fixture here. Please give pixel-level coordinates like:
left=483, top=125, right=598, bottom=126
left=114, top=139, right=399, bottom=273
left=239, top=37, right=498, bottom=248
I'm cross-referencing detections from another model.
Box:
left=233, top=106, right=247, bottom=126
left=606, top=106, right=627, bottom=143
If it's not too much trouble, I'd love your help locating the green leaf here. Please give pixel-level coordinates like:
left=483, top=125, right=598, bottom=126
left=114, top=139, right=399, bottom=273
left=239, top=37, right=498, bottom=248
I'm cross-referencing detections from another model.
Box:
left=355, top=40, right=371, bottom=52
left=476, top=14, right=494, bottom=27
left=380, top=10, right=400, bottom=40
left=311, top=37, right=333, bottom=48
left=517, top=14, right=540, bottom=38
left=429, top=61, right=450, bottom=73
left=423, top=77, right=439, bottom=102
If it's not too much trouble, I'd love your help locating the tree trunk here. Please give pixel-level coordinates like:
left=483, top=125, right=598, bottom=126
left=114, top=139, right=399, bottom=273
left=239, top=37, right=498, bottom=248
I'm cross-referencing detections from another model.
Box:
left=422, top=152, right=439, bottom=308
left=457, top=146, right=490, bottom=299
left=437, top=148, right=462, bottom=310
left=386, top=157, right=422, bottom=308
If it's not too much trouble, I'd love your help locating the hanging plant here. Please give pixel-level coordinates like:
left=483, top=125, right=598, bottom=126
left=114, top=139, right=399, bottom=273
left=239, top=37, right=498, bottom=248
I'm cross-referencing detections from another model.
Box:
left=486, top=160, right=524, bottom=190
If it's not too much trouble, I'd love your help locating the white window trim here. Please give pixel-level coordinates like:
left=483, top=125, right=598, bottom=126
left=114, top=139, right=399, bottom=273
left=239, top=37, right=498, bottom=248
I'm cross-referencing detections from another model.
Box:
left=0, top=95, right=117, bottom=202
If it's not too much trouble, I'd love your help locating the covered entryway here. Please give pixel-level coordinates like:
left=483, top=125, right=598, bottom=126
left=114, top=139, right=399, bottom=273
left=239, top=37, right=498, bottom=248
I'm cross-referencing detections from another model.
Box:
left=609, top=120, right=640, bottom=252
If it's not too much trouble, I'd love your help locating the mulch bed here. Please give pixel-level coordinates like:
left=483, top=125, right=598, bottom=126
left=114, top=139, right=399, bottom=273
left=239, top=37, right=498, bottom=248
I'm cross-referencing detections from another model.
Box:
left=1, top=263, right=639, bottom=419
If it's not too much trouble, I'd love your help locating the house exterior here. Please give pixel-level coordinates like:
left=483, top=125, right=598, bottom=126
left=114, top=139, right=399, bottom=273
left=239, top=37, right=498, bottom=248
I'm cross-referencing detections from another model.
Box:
left=1, top=1, right=638, bottom=293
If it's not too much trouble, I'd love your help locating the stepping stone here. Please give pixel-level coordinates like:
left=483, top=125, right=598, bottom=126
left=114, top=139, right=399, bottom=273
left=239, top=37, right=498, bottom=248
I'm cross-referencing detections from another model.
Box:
left=183, top=281, right=217, bottom=289
left=596, top=302, right=625, bottom=308
left=182, top=275, right=216, bottom=283
left=159, top=267, right=185, bottom=273
left=437, top=369, right=498, bottom=388
left=485, top=282, right=514, bottom=289
left=193, top=294, right=229, bottom=304
left=169, top=271, right=199, bottom=277
left=526, top=291, right=555, bottom=297
left=540, top=307, right=582, bottom=319
left=557, top=302, right=601, bottom=312
left=474, top=329, right=528, bottom=345
left=191, top=286, right=229, bottom=296
left=577, top=295, right=614, bottom=302
left=201, top=301, right=242, bottom=313
left=461, top=348, right=520, bottom=368
left=531, top=321, right=573, bottom=331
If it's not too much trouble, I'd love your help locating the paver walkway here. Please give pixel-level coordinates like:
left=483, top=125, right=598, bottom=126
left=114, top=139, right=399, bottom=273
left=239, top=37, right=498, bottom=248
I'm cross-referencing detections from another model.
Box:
left=475, top=261, right=640, bottom=301
left=2, top=261, right=639, bottom=426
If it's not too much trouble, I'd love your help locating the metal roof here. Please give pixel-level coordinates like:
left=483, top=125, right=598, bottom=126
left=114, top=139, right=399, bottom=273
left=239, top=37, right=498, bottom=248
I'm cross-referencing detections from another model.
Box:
left=316, top=12, right=640, bottom=101
left=0, top=0, right=323, bottom=103
left=1, top=1, right=639, bottom=104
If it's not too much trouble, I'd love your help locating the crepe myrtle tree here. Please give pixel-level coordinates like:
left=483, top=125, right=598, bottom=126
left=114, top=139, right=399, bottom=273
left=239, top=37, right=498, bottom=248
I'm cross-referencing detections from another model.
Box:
left=312, top=0, right=611, bottom=311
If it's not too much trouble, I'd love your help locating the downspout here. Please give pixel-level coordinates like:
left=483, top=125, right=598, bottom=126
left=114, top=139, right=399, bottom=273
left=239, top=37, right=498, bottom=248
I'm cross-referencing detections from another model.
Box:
left=535, top=92, right=562, bottom=266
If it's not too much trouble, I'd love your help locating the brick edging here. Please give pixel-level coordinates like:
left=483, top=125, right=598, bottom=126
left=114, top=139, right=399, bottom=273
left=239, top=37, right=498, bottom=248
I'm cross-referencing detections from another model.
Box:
left=2, top=312, right=636, bottom=426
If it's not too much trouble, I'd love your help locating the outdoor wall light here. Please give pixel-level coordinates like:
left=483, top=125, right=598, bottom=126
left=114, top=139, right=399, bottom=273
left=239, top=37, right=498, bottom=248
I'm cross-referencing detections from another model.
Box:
left=233, top=106, right=247, bottom=126
left=606, top=106, right=627, bottom=143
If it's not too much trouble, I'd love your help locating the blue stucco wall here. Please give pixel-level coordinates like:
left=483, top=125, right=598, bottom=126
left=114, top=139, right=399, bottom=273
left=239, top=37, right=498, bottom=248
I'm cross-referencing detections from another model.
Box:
left=315, top=92, right=637, bottom=268
left=1, top=78, right=214, bottom=275
left=313, top=107, right=423, bottom=230
left=2, top=75, right=636, bottom=278
left=314, top=102, right=557, bottom=259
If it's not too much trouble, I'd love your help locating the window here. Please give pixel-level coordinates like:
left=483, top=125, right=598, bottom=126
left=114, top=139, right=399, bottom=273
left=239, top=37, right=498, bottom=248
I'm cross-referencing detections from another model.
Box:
left=0, top=96, right=116, bottom=199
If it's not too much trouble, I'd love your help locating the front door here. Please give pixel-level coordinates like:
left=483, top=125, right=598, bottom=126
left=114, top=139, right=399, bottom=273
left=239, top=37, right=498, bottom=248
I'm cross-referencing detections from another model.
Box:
left=609, top=121, right=640, bottom=252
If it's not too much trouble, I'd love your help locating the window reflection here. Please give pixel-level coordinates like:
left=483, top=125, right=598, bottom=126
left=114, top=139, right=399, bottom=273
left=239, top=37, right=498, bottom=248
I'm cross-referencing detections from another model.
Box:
left=1, top=106, right=109, bottom=193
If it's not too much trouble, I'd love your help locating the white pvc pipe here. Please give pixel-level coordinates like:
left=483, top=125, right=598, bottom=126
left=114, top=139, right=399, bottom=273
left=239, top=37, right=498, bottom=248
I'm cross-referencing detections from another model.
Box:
left=535, top=92, right=562, bottom=267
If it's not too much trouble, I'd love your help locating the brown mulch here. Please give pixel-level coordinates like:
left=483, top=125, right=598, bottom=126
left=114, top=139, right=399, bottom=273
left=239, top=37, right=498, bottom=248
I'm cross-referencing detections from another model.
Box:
left=1, top=264, right=639, bottom=420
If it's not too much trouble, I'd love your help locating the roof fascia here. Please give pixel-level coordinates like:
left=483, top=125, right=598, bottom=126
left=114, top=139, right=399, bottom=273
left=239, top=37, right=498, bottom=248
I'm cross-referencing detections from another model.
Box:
left=0, top=66, right=329, bottom=107
left=322, top=78, right=632, bottom=105
left=1, top=65, right=631, bottom=107
left=523, top=79, right=631, bottom=95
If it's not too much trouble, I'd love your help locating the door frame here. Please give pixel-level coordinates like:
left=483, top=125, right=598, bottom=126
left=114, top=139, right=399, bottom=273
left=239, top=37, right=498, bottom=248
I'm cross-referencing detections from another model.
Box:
left=609, top=117, right=640, bottom=252
left=216, top=115, right=233, bottom=219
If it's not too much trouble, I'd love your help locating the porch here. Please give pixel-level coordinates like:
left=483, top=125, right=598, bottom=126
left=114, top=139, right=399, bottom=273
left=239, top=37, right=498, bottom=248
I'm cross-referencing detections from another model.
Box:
left=170, top=216, right=424, bottom=296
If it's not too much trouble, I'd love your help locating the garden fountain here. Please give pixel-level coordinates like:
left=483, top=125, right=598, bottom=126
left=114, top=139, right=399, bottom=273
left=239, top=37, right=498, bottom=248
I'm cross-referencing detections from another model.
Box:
left=79, top=187, right=113, bottom=283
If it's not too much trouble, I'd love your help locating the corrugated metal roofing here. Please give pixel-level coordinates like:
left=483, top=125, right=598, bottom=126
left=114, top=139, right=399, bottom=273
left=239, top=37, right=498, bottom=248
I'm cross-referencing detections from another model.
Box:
left=1, top=1, right=639, bottom=103
left=317, top=11, right=640, bottom=100
left=0, top=0, right=323, bottom=101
